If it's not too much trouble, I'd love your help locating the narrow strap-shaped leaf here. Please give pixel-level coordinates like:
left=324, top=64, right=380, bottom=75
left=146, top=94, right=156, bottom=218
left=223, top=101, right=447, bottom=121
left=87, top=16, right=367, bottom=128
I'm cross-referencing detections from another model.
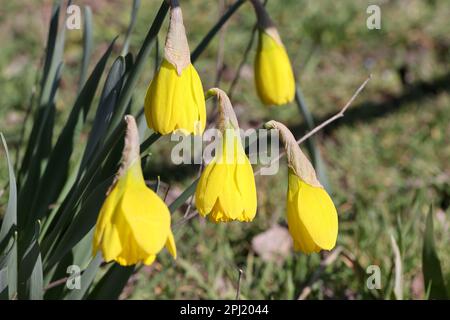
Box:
left=19, top=1, right=66, bottom=184
left=0, top=268, right=8, bottom=299
left=78, top=5, right=93, bottom=91
left=30, top=39, right=117, bottom=226
left=0, top=134, right=18, bottom=300
left=78, top=56, right=125, bottom=178
left=0, top=134, right=17, bottom=244
left=45, top=177, right=113, bottom=268
left=18, top=222, right=43, bottom=300
left=39, top=1, right=66, bottom=108
left=65, top=253, right=102, bottom=300
left=17, top=61, right=62, bottom=228
left=169, top=179, right=199, bottom=213
left=121, top=0, right=141, bottom=56
left=295, top=86, right=331, bottom=192
left=87, top=264, right=135, bottom=300
left=422, top=207, right=448, bottom=299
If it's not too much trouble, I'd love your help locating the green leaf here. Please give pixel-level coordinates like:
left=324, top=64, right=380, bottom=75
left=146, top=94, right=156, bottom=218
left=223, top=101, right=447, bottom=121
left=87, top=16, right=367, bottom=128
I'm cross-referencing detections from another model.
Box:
left=422, top=207, right=448, bottom=299
left=40, top=1, right=66, bottom=106
left=0, top=134, right=18, bottom=299
left=30, top=39, right=117, bottom=227
left=18, top=222, right=43, bottom=300
left=65, top=253, right=102, bottom=300
left=121, top=0, right=141, bottom=56
left=78, top=5, right=93, bottom=91
left=87, top=264, right=135, bottom=300
left=78, top=56, right=125, bottom=177
left=295, top=86, right=331, bottom=192
left=0, top=134, right=17, bottom=246
left=19, top=1, right=66, bottom=184
left=45, top=177, right=113, bottom=268
left=169, top=179, right=199, bottom=213
left=17, top=64, right=61, bottom=228
left=0, top=268, right=8, bottom=299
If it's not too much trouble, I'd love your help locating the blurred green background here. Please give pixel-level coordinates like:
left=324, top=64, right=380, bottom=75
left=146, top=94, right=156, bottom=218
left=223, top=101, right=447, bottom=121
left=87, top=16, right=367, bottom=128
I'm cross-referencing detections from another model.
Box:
left=0, top=0, right=449, bottom=299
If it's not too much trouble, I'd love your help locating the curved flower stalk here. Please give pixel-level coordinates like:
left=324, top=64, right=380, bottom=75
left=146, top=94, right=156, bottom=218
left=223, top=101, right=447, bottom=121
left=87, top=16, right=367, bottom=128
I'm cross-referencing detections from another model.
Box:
left=195, top=88, right=257, bottom=223
left=250, top=0, right=295, bottom=106
left=93, top=115, right=177, bottom=266
left=144, top=0, right=206, bottom=135
left=265, top=120, right=338, bottom=253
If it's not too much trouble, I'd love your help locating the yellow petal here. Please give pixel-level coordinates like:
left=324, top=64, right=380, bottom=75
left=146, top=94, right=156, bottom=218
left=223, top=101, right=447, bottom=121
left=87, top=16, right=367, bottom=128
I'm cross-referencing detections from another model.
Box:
left=235, top=157, right=257, bottom=221
left=144, top=60, right=206, bottom=135
left=143, top=254, right=156, bottom=266
left=255, top=31, right=295, bottom=106
left=165, top=231, right=177, bottom=259
left=120, top=162, right=171, bottom=255
left=195, top=159, right=224, bottom=216
left=92, top=184, right=121, bottom=255
left=287, top=170, right=338, bottom=253
left=195, top=134, right=257, bottom=222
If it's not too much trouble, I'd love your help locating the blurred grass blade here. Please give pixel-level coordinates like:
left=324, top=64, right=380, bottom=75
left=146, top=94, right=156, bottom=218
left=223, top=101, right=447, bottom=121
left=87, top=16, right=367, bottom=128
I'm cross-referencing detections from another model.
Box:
left=107, top=1, right=169, bottom=135
left=65, top=253, right=102, bottom=300
left=422, top=206, right=448, bottom=299
left=78, top=56, right=125, bottom=177
left=0, top=134, right=18, bottom=299
left=295, top=86, right=331, bottom=192
left=30, top=39, right=117, bottom=225
left=121, top=0, right=141, bottom=56
left=390, top=233, right=403, bottom=300
left=88, top=264, right=135, bottom=299
left=78, top=5, right=93, bottom=91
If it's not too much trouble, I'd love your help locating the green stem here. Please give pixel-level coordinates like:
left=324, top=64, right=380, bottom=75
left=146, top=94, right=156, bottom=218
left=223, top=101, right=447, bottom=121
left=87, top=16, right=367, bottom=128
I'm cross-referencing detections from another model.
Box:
left=191, top=0, right=246, bottom=62
left=295, top=85, right=331, bottom=192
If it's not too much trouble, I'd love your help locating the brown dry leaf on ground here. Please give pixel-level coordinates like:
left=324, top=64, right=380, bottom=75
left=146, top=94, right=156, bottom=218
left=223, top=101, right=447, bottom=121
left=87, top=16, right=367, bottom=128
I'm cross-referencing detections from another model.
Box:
left=252, top=224, right=292, bottom=264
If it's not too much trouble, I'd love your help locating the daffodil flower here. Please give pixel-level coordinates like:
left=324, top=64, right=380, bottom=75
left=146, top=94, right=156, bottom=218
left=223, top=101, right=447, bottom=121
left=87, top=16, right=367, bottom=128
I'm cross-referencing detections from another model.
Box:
left=265, top=120, right=338, bottom=253
left=251, top=0, right=295, bottom=106
left=195, top=88, right=257, bottom=223
left=93, top=115, right=176, bottom=266
left=144, top=2, right=206, bottom=135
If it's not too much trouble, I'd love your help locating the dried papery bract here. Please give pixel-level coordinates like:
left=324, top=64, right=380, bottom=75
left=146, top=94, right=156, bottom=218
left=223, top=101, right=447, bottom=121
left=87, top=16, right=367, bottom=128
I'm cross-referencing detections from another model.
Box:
left=93, top=115, right=177, bottom=266
left=265, top=120, right=338, bottom=253
left=144, top=1, right=206, bottom=135
left=195, top=88, right=257, bottom=223
left=250, top=0, right=295, bottom=106
left=164, top=0, right=190, bottom=75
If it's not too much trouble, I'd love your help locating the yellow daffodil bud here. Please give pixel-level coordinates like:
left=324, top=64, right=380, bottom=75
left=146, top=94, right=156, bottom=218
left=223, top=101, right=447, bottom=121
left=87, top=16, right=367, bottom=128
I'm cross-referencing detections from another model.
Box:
left=251, top=0, right=295, bottom=106
left=93, top=115, right=176, bottom=266
left=265, top=120, right=338, bottom=253
left=195, top=88, right=257, bottom=223
left=144, top=2, right=206, bottom=135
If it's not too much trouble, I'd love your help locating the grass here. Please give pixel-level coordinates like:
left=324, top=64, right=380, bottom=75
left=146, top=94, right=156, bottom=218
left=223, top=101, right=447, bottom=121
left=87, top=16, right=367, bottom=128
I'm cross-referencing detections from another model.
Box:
left=0, top=0, right=449, bottom=299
